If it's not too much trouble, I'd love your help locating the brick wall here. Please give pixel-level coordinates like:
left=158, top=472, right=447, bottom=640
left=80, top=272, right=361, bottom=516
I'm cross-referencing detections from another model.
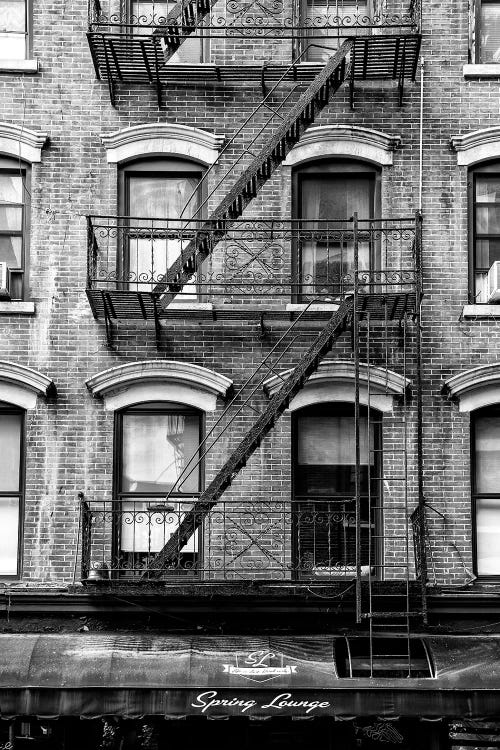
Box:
left=0, top=0, right=496, bottom=587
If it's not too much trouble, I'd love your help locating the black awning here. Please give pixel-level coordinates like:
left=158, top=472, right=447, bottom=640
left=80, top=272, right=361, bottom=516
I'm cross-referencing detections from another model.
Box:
left=0, top=634, right=499, bottom=719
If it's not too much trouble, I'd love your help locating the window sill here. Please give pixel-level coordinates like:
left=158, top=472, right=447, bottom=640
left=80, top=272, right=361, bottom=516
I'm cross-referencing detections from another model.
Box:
left=461, top=304, right=500, bottom=318
left=0, top=301, right=35, bottom=315
left=0, top=59, right=39, bottom=74
left=286, top=303, right=340, bottom=312
left=463, top=63, right=500, bottom=78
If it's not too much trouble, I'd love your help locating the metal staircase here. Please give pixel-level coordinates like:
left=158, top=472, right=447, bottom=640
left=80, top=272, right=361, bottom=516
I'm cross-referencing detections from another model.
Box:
left=148, top=296, right=354, bottom=573
left=154, top=40, right=353, bottom=308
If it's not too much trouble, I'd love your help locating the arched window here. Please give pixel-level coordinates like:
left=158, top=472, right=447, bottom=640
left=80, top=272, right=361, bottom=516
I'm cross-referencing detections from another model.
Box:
left=472, top=405, right=500, bottom=578
left=292, top=402, right=382, bottom=579
left=114, top=401, right=203, bottom=578
left=0, top=155, right=30, bottom=300
left=0, top=401, right=24, bottom=577
left=292, top=158, right=381, bottom=300
left=118, top=156, right=204, bottom=298
left=469, top=161, right=500, bottom=303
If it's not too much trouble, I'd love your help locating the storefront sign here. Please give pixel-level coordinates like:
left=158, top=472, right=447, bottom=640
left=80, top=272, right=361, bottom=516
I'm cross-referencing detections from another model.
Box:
left=222, top=650, right=298, bottom=683
left=190, top=690, right=332, bottom=716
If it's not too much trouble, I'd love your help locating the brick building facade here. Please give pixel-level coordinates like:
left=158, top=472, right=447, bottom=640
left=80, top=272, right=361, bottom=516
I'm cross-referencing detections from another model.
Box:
left=1, top=0, right=500, bottom=748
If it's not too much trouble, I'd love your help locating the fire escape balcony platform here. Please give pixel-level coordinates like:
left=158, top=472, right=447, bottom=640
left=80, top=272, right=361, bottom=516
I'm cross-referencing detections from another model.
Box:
left=86, top=215, right=421, bottom=325
left=86, top=290, right=417, bottom=323
left=87, top=33, right=421, bottom=89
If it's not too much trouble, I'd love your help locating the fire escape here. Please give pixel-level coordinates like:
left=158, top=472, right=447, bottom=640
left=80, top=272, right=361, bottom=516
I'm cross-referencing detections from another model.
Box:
left=82, top=0, right=428, bottom=632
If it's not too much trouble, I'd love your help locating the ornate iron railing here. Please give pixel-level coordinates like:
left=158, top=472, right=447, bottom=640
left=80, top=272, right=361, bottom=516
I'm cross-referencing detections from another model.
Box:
left=78, top=497, right=411, bottom=582
left=88, top=0, right=419, bottom=38
left=86, top=215, right=420, bottom=302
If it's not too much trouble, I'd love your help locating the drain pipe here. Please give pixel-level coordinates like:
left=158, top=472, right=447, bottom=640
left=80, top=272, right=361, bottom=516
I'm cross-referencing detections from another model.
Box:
left=419, top=57, right=424, bottom=212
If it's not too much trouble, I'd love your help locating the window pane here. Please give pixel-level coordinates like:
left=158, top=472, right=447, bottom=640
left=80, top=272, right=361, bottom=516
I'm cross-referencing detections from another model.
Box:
left=476, top=238, right=500, bottom=269
left=0, top=497, right=19, bottom=575
left=304, top=0, right=368, bottom=62
left=0, top=31, right=24, bottom=57
left=120, top=499, right=197, bottom=553
left=480, top=2, right=500, bottom=63
left=296, top=413, right=375, bottom=496
left=121, top=412, right=200, bottom=493
left=132, top=1, right=169, bottom=20
left=0, top=173, right=22, bottom=203
left=0, top=236, right=22, bottom=267
left=0, top=1, right=25, bottom=32
left=0, top=205, right=22, bottom=231
left=0, top=413, right=21, bottom=491
left=476, top=176, right=500, bottom=202
left=475, top=414, right=500, bottom=494
left=476, top=205, right=500, bottom=234
left=476, top=498, right=500, bottom=575
left=300, top=175, right=372, bottom=221
left=128, top=175, right=200, bottom=219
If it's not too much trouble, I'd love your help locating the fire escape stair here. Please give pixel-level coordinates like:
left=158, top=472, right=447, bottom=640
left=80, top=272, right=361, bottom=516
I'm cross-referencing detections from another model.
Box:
left=153, top=39, right=353, bottom=309
left=148, top=296, right=354, bottom=574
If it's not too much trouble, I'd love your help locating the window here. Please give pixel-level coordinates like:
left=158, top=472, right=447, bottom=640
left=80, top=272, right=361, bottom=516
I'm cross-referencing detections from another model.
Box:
left=292, top=403, right=382, bottom=578
left=0, top=157, right=29, bottom=301
left=115, top=402, right=202, bottom=577
left=469, top=163, right=500, bottom=303
left=0, top=0, right=28, bottom=59
left=119, top=157, right=203, bottom=298
left=0, top=402, right=23, bottom=577
left=293, top=159, right=380, bottom=301
left=472, top=406, right=500, bottom=578
left=130, top=0, right=206, bottom=62
left=476, top=0, right=500, bottom=63
left=302, top=0, right=370, bottom=62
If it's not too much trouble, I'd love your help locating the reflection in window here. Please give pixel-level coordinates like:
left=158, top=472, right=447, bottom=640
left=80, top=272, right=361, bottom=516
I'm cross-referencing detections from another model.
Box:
left=0, top=403, right=23, bottom=577
left=116, top=402, right=201, bottom=577
left=479, top=0, right=500, bottom=63
left=131, top=0, right=205, bottom=62
left=470, top=165, right=500, bottom=302
left=120, top=158, right=202, bottom=298
left=0, top=0, right=27, bottom=60
left=473, top=407, right=500, bottom=577
left=293, top=403, right=381, bottom=578
left=0, top=158, right=29, bottom=300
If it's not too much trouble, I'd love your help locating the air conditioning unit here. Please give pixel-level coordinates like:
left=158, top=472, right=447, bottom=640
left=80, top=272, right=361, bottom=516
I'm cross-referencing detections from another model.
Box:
left=487, top=261, right=500, bottom=302
left=0, top=262, right=10, bottom=299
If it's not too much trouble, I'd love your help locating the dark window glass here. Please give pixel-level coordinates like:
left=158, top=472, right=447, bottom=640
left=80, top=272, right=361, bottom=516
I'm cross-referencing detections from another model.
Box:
left=0, top=0, right=27, bottom=59
left=293, top=160, right=379, bottom=300
left=116, top=403, right=202, bottom=577
left=0, top=158, right=30, bottom=300
left=293, top=403, right=381, bottom=578
left=479, top=1, right=500, bottom=62
left=473, top=407, right=500, bottom=577
left=0, top=403, right=23, bottom=577
left=471, top=167, right=500, bottom=302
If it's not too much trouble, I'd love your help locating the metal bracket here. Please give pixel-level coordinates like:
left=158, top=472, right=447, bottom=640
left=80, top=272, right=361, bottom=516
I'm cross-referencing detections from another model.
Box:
left=258, top=312, right=268, bottom=339
left=102, top=36, right=117, bottom=106
left=152, top=38, right=163, bottom=108
left=398, top=38, right=407, bottom=106
left=152, top=296, right=162, bottom=349
left=101, top=292, right=116, bottom=349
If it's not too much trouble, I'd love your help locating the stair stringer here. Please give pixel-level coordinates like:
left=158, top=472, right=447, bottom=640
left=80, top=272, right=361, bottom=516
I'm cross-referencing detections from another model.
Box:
left=148, top=297, right=354, bottom=574
left=154, top=40, right=353, bottom=308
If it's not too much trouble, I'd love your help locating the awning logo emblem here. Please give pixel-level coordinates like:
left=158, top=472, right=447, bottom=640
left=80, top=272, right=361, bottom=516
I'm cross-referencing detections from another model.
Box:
left=222, top=650, right=297, bottom=683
